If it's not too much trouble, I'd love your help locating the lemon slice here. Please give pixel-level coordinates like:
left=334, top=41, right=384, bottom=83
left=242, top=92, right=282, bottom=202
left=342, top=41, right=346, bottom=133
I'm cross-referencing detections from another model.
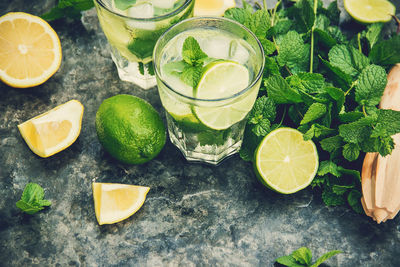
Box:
left=193, top=60, right=256, bottom=130
left=255, top=128, right=319, bottom=194
left=0, top=12, right=62, bottom=88
left=92, top=182, right=150, bottom=225
left=18, top=100, right=84, bottom=158
left=344, top=0, right=396, bottom=23
left=194, top=0, right=236, bottom=17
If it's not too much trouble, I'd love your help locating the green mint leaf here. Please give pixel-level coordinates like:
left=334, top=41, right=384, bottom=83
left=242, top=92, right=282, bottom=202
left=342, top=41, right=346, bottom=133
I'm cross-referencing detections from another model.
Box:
left=293, top=0, right=315, bottom=32
left=328, top=45, right=368, bottom=77
left=246, top=9, right=271, bottom=40
left=338, top=167, right=361, bottom=181
left=375, top=109, right=400, bottom=137
left=347, top=190, right=363, bottom=214
left=314, top=28, right=337, bottom=49
left=275, top=255, right=305, bottom=267
left=265, top=75, right=302, bottom=104
left=315, top=15, right=330, bottom=31
left=248, top=96, right=276, bottom=124
left=339, top=116, right=376, bottom=144
left=267, top=19, right=293, bottom=37
left=180, top=66, right=203, bottom=88
left=311, top=250, right=342, bottom=267
left=224, top=7, right=252, bottom=25
left=320, top=58, right=352, bottom=90
left=311, top=175, right=327, bottom=189
left=332, top=184, right=354, bottom=195
left=128, top=38, right=156, bottom=60
left=16, top=183, right=51, bottom=215
left=342, top=143, right=360, bottom=161
left=318, top=161, right=341, bottom=177
left=263, top=57, right=280, bottom=78
left=326, top=1, right=340, bottom=25
left=328, top=26, right=347, bottom=44
left=320, top=135, right=343, bottom=153
left=303, top=124, right=335, bottom=141
left=276, top=31, right=310, bottom=74
left=322, top=186, right=346, bottom=206
left=365, top=23, right=384, bottom=50
left=369, top=35, right=400, bottom=66
left=338, top=111, right=364, bottom=123
left=240, top=126, right=263, bottom=162
left=251, top=119, right=271, bottom=137
left=292, top=247, right=313, bottom=265
left=114, top=0, right=137, bottom=10
left=259, top=37, right=276, bottom=56
left=300, top=103, right=327, bottom=125
left=147, top=62, right=155, bottom=76
left=355, top=64, right=387, bottom=106
left=162, top=61, right=187, bottom=76
left=376, top=136, right=395, bottom=156
left=325, top=86, right=345, bottom=113
left=138, top=62, right=145, bottom=75
left=41, top=0, right=94, bottom=21
left=182, top=37, right=208, bottom=66
left=287, top=73, right=326, bottom=94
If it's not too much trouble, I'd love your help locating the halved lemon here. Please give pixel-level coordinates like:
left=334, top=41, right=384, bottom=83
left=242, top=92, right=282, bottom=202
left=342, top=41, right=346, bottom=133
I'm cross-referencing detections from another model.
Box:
left=194, top=0, right=236, bottom=17
left=255, top=128, right=319, bottom=194
left=0, top=12, right=62, bottom=88
left=92, top=182, right=150, bottom=225
left=18, top=100, right=84, bottom=157
left=344, top=0, right=396, bottom=23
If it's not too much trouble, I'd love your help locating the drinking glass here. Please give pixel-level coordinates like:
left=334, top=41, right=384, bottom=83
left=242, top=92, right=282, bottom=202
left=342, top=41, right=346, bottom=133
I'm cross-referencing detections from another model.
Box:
left=154, top=17, right=265, bottom=165
left=94, top=0, right=195, bottom=89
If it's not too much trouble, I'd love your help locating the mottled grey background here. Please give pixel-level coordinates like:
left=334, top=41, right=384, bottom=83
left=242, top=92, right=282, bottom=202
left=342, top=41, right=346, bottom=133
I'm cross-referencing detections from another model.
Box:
left=1, top=0, right=400, bottom=266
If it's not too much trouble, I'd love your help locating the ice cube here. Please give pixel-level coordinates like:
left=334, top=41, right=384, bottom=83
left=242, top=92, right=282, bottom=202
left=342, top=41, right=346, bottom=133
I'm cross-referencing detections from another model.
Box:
left=201, top=36, right=230, bottom=59
left=152, top=0, right=176, bottom=9
left=229, top=40, right=250, bottom=65
left=126, top=2, right=156, bottom=30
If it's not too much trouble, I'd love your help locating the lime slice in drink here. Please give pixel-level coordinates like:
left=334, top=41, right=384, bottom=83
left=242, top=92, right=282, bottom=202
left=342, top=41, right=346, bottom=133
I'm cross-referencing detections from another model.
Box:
left=193, top=60, right=253, bottom=130
left=254, top=128, right=319, bottom=194
left=344, top=0, right=396, bottom=23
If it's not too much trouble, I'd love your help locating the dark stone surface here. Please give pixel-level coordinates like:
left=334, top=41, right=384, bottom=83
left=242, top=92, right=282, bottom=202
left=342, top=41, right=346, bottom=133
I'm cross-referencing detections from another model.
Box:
left=1, top=0, right=400, bottom=266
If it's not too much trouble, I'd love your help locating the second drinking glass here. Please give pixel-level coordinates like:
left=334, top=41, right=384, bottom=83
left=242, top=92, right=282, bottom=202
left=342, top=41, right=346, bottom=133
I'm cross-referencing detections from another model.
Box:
left=94, top=0, right=195, bottom=89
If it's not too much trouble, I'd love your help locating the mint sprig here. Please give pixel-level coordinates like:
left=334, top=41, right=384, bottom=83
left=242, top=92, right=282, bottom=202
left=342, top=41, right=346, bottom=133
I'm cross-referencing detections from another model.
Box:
left=275, top=247, right=342, bottom=267
left=16, top=183, right=51, bottom=215
left=41, top=0, right=94, bottom=21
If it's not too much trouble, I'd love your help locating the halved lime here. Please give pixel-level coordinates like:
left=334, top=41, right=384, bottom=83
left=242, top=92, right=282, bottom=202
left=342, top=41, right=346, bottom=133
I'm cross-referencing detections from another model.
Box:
left=344, top=0, right=396, bottom=23
left=193, top=60, right=254, bottom=130
left=254, top=128, right=319, bottom=194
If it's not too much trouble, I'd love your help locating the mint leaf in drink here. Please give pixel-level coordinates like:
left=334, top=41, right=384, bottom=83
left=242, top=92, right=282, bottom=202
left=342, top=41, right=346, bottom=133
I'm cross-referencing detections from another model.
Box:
left=114, top=0, right=137, bottom=10
left=300, top=103, right=327, bottom=125
left=369, top=35, right=400, bottom=66
left=276, top=31, right=310, bottom=74
left=265, top=75, right=302, bottom=104
left=16, top=183, right=51, bottom=215
left=182, top=37, right=208, bottom=66
left=128, top=38, right=156, bottom=61
left=311, top=250, right=342, bottom=267
left=180, top=65, right=203, bottom=88
left=41, top=0, right=94, bottom=21
left=355, top=64, right=387, bottom=106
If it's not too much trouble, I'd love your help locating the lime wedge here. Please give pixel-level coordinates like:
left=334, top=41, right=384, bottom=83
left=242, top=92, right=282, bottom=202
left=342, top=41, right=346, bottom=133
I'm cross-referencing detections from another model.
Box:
left=344, top=0, right=396, bottom=23
left=193, top=60, right=254, bottom=130
left=254, top=128, right=319, bottom=194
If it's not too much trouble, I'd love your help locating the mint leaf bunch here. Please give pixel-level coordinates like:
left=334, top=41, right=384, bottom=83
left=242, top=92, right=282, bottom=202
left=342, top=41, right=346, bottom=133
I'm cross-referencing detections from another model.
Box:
left=226, top=0, right=400, bottom=212
left=16, top=183, right=52, bottom=215
left=42, top=0, right=94, bottom=21
left=276, top=247, right=342, bottom=267
left=163, top=36, right=212, bottom=88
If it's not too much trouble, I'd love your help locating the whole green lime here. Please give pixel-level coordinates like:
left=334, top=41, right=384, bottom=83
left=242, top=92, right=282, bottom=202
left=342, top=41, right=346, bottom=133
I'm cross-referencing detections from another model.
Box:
left=96, top=94, right=166, bottom=164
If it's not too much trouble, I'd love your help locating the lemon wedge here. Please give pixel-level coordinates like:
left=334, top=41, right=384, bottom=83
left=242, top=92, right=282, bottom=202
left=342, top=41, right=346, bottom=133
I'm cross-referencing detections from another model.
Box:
left=194, top=0, right=236, bottom=17
left=92, top=182, right=150, bottom=225
left=18, top=100, right=84, bottom=157
left=0, top=12, right=62, bottom=88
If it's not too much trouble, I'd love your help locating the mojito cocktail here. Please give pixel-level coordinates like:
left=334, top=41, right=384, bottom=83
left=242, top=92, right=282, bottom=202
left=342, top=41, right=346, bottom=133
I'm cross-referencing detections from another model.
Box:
left=154, top=17, right=265, bottom=165
left=94, top=0, right=194, bottom=89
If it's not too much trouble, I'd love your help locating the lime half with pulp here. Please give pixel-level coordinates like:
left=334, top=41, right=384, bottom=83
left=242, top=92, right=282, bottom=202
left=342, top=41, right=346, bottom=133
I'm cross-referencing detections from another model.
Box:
left=344, top=0, right=396, bottom=23
left=193, top=60, right=254, bottom=130
left=254, top=128, right=319, bottom=194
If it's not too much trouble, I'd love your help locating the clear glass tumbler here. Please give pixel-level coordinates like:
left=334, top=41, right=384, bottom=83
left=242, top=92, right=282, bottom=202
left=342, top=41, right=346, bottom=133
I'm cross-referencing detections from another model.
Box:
left=94, top=0, right=194, bottom=89
left=154, top=17, right=265, bottom=165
